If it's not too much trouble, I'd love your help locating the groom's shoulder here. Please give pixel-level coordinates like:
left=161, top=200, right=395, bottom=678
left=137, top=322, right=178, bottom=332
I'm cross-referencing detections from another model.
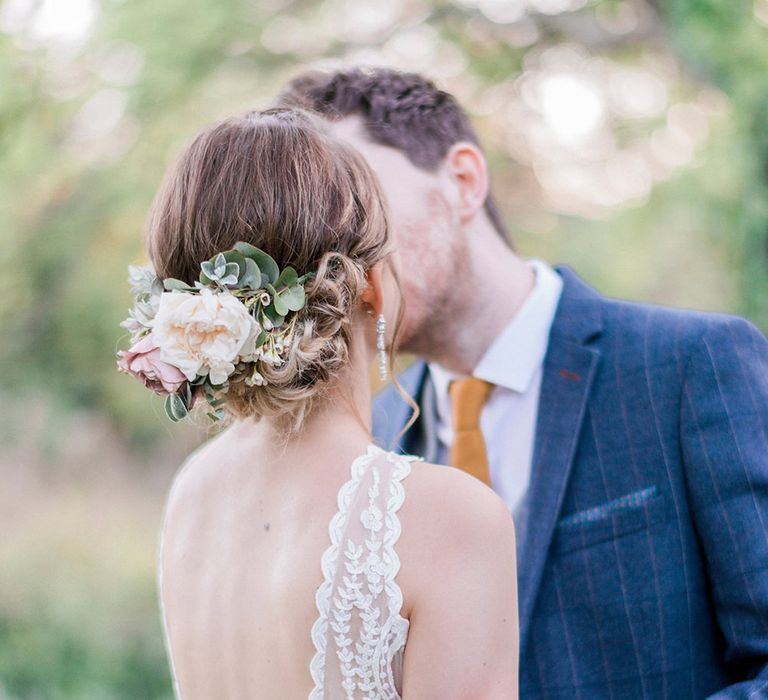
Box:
left=596, top=291, right=765, bottom=361
left=555, top=266, right=766, bottom=365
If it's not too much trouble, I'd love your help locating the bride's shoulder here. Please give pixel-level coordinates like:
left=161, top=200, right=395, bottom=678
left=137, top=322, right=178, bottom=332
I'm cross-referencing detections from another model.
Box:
left=401, top=462, right=515, bottom=556
left=159, top=428, right=234, bottom=530
left=395, top=459, right=516, bottom=616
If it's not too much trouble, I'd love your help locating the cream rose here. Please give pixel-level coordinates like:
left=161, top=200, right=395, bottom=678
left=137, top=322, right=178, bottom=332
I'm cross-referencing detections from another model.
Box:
left=152, top=288, right=259, bottom=385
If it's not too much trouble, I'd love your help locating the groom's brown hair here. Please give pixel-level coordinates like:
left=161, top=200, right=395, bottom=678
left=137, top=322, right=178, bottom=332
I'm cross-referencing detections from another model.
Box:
left=276, top=67, right=509, bottom=241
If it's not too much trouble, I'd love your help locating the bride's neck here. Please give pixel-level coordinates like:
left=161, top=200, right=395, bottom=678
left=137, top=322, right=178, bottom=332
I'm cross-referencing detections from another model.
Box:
left=293, top=376, right=373, bottom=446
left=230, top=329, right=376, bottom=460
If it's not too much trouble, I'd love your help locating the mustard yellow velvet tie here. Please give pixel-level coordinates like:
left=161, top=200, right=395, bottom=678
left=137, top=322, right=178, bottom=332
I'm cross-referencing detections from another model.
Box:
left=449, top=377, right=494, bottom=486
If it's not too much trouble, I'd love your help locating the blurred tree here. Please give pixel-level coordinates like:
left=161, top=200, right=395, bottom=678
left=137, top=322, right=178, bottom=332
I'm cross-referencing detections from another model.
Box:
left=1, top=1, right=767, bottom=697
left=2, top=0, right=766, bottom=446
left=651, top=0, right=768, bottom=327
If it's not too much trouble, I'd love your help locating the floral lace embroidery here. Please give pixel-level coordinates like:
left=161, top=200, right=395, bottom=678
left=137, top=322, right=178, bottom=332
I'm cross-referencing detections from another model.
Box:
left=309, top=445, right=418, bottom=699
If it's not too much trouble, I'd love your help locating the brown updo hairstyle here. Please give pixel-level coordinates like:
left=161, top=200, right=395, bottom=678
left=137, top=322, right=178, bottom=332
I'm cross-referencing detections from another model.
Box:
left=146, top=108, right=408, bottom=432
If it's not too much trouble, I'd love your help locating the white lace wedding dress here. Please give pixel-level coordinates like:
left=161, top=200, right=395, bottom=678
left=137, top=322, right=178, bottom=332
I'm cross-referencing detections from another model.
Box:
left=309, top=444, right=420, bottom=699
left=158, top=443, right=420, bottom=700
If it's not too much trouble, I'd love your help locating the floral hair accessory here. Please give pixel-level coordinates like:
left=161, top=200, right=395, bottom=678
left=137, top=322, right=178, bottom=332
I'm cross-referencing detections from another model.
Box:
left=117, top=242, right=313, bottom=423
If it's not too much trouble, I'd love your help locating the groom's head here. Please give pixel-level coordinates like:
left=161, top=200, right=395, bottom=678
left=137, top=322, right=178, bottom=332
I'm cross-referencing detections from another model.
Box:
left=275, top=67, right=513, bottom=353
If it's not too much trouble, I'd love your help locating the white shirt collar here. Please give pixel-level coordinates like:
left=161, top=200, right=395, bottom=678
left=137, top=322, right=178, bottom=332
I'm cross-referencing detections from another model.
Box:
left=428, top=259, right=563, bottom=396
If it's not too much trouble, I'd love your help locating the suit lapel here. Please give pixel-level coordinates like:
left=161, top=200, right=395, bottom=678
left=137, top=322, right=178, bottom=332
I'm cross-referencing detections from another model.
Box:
left=381, top=360, right=438, bottom=461
left=414, top=372, right=439, bottom=462
left=378, top=267, right=605, bottom=653
left=517, top=266, right=604, bottom=650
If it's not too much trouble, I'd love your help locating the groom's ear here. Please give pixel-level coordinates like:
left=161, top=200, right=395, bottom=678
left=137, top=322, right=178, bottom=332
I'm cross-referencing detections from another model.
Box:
left=441, top=142, right=489, bottom=225
left=360, top=262, right=385, bottom=317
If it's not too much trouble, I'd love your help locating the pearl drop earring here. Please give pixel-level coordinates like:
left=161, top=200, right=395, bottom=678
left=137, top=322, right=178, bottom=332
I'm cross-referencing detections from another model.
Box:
left=376, top=313, right=388, bottom=382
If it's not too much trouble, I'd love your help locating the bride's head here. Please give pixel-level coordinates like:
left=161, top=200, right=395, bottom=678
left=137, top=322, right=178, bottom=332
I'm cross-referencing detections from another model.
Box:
left=145, top=108, right=399, bottom=430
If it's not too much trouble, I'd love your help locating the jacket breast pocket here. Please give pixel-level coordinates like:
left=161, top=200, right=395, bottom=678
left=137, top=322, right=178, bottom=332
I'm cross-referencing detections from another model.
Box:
left=553, top=486, right=669, bottom=554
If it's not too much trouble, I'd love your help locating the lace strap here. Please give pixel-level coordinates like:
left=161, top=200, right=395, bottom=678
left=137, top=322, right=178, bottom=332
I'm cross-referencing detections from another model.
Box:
left=379, top=450, right=412, bottom=620
left=309, top=445, right=420, bottom=699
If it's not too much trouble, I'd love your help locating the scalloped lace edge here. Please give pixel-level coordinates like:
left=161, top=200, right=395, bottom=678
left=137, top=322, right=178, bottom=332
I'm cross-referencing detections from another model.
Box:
left=308, top=444, right=417, bottom=699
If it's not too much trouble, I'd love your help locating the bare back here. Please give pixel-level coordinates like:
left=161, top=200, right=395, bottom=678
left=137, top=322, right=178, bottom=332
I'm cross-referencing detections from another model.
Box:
left=158, top=428, right=519, bottom=699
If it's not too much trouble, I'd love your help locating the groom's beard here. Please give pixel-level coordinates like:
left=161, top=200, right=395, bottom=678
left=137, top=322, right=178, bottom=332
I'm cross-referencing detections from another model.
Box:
left=393, top=196, right=472, bottom=367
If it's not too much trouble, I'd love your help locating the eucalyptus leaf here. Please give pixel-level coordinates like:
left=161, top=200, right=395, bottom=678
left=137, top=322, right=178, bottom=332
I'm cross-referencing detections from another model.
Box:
left=206, top=408, right=226, bottom=422
left=200, top=260, right=215, bottom=279
left=163, top=278, right=195, bottom=292
left=213, top=253, right=227, bottom=277
left=164, top=396, right=177, bottom=422
left=182, top=383, right=194, bottom=409
left=297, top=272, right=315, bottom=285
left=262, top=303, right=286, bottom=328
left=280, top=285, right=305, bottom=311
left=276, top=266, right=298, bottom=289
left=233, top=242, right=279, bottom=284
left=165, top=393, right=188, bottom=422
left=222, top=250, right=246, bottom=276
left=239, top=257, right=261, bottom=289
left=220, top=261, right=240, bottom=285
left=273, top=292, right=289, bottom=317
left=266, top=283, right=289, bottom=316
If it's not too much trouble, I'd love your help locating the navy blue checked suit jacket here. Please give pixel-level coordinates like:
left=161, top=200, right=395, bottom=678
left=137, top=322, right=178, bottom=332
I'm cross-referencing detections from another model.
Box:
left=372, top=266, right=768, bottom=699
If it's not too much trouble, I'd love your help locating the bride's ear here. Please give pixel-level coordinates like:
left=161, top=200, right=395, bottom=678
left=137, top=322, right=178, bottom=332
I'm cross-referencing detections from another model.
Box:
left=360, top=262, right=385, bottom=317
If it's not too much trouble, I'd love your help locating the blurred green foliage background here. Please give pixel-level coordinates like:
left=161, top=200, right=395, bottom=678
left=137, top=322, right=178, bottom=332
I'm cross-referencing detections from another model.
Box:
left=1, top=0, right=766, bottom=697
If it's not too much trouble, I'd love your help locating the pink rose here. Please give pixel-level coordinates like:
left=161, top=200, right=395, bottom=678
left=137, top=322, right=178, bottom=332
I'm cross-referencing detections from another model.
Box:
left=117, top=334, right=188, bottom=396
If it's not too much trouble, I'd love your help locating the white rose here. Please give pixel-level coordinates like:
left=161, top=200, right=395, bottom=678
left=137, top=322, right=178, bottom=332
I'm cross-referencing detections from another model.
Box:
left=152, top=288, right=260, bottom=385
